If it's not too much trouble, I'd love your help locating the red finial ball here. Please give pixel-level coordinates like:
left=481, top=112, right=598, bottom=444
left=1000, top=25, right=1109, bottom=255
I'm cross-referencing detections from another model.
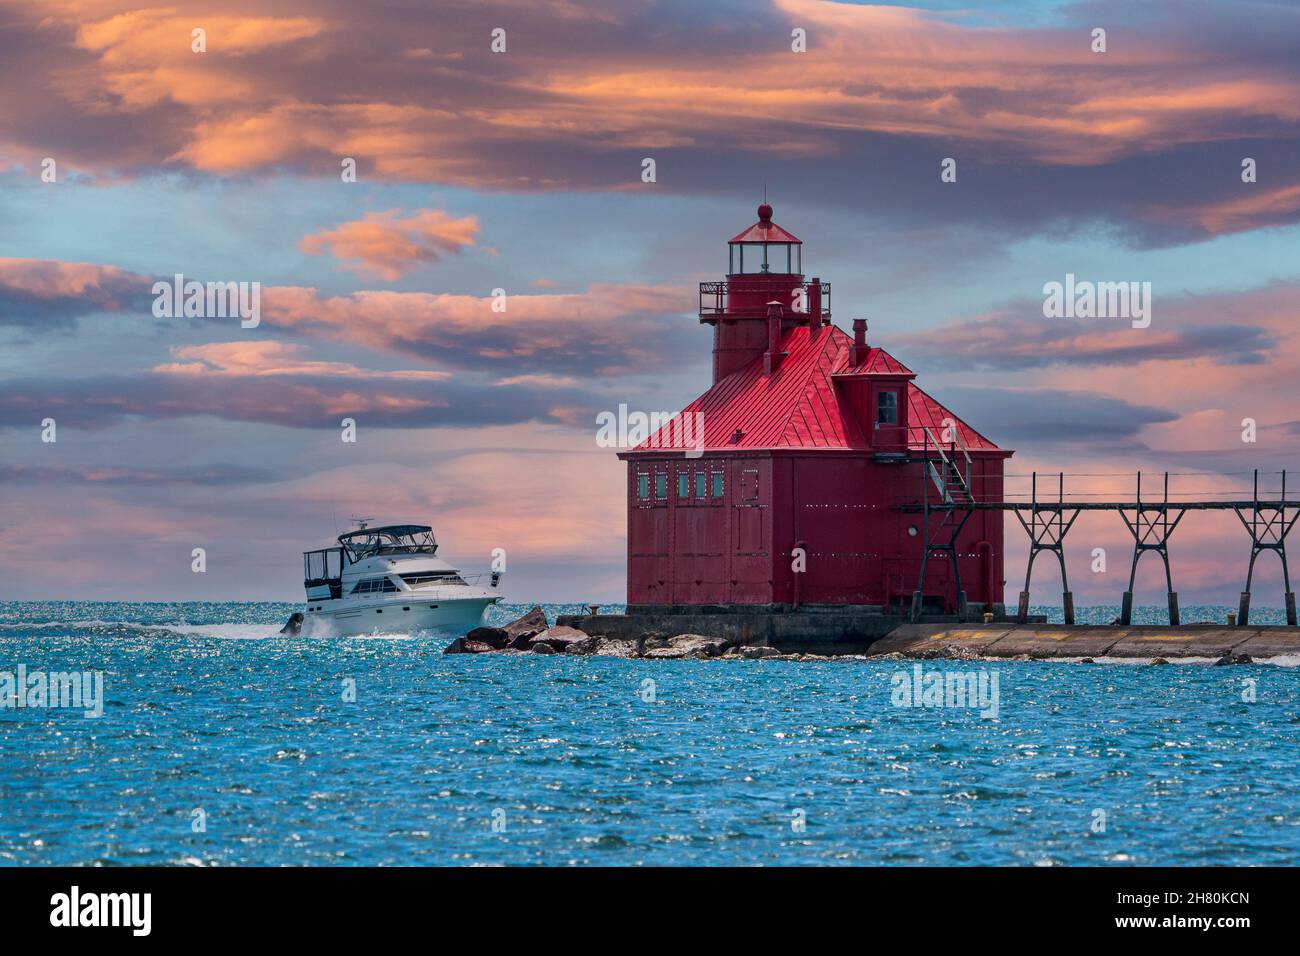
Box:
left=757, top=202, right=773, bottom=222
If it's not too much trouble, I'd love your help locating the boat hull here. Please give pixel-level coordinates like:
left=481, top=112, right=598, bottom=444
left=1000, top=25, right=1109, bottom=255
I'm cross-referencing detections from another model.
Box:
left=305, top=596, right=496, bottom=637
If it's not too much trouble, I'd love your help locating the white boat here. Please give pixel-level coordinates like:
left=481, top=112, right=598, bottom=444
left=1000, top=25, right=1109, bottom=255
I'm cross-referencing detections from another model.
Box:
left=299, top=523, right=502, bottom=636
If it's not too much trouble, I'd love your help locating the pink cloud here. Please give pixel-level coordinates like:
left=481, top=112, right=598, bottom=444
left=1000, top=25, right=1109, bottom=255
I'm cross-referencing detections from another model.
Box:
left=3, top=0, right=1295, bottom=211
left=300, top=208, right=481, bottom=280
left=260, top=281, right=692, bottom=374
left=1, top=256, right=692, bottom=375
left=155, top=341, right=451, bottom=381
left=0, top=257, right=142, bottom=304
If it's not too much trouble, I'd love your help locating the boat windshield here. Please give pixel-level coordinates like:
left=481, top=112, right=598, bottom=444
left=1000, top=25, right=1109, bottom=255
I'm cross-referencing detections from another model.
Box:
left=337, top=525, right=437, bottom=561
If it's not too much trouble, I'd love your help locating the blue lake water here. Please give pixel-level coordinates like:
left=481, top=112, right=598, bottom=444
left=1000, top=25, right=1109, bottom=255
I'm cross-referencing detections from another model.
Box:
left=2, top=601, right=1298, bottom=866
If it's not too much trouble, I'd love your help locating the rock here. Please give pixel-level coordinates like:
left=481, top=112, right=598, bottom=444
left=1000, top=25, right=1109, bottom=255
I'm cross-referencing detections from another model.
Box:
left=594, top=638, right=642, bottom=658
left=1080, top=657, right=1095, bottom=664
left=563, top=637, right=599, bottom=655
left=723, top=644, right=780, bottom=659
left=1214, top=652, right=1253, bottom=666
left=504, top=606, right=549, bottom=644
left=1149, top=657, right=1170, bottom=666
left=642, top=633, right=731, bottom=659
left=914, top=644, right=980, bottom=661
left=531, top=641, right=556, bottom=654
left=443, top=637, right=499, bottom=654
left=531, top=625, right=590, bottom=651
left=463, top=625, right=510, bottom=649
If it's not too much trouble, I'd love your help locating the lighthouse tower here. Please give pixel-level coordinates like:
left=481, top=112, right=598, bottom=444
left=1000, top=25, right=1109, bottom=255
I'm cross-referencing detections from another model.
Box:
left=703, top=203, right=825, bottom=382
left=618, top=204, right=1013, bottom=614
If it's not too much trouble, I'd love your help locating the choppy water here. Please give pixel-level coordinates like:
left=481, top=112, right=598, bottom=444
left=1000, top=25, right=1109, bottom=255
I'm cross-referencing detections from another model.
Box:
left=2, top=601, right=1299, bottom=866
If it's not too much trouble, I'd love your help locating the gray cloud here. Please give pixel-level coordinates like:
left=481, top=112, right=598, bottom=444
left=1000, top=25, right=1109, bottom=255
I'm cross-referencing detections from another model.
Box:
left=0, top=372, right=605, bottom=431
left=929, top=385, right=1178, bottom=448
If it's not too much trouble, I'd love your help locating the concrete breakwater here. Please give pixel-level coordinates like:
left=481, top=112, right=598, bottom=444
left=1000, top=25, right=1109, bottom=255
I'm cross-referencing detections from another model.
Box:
left=446, top=607, right=1300, bottom=662
left=868, top=623, right=1299, bottom=662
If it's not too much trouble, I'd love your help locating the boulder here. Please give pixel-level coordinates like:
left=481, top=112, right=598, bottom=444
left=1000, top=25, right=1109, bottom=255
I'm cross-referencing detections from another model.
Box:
left=463, top=625, right=510, bottom=649
left=504, top=606, right=549, bottom=644
left=531, top=625, right=591, bottom=651
left=443, top=637, right=499, bottom=654
left=563, top=637, right=600, bottom=655
left=738, top=645, right=781, bottom=659
left=642, top=633, right=731, bottom=659
left=594, top=638, right=642, bottom=658
left=531, top=641, right=556, bottom=655
left=1214, top=652, right=1253, bottom=666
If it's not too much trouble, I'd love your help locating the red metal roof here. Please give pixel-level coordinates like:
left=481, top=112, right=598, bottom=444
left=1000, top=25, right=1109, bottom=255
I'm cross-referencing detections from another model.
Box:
left=837, top=345, right=915, bottom=376
left=729, top=203, right=802, bottom=244
left=629, top=324, right=1003, bottom=454
left=904, top=382, right=1000, bottom=452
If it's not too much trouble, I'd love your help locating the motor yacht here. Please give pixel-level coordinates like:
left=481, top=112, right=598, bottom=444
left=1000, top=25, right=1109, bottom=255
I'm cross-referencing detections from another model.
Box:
left=298, top=523, right=502, bottom=636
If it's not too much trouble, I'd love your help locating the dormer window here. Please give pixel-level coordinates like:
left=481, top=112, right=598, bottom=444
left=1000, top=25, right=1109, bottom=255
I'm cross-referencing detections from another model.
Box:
left=877, top=390, right=899, bottom=426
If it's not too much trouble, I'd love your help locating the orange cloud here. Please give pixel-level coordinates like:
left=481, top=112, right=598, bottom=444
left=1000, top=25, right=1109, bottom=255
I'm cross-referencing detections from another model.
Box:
left=1173, top=183, right=1300, bottom=236
left=154, top=341, right=452, bottom=380
left=6, top=0, right=1296, bottom=199
left=260, top=281, right=692, bottom=373
left=73, top=8, right=326, bottom=108
left=300, top=208, right=481, bottom=280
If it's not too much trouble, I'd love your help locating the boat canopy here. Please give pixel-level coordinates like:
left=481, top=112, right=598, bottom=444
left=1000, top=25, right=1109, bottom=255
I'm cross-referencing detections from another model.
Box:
left=336, top=524, right=438, bottom=560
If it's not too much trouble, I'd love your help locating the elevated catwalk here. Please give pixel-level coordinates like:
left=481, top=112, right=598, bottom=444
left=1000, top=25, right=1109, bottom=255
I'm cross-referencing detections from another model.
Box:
left=901, top=453, right=1298, bottom=627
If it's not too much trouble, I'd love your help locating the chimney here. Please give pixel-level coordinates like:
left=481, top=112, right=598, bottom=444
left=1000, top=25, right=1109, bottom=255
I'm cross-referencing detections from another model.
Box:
left=763, top=300, right=785, bottom=374
left=808, top=278, right=823, bottom=327
left=851, top=318, right=869, bottom=365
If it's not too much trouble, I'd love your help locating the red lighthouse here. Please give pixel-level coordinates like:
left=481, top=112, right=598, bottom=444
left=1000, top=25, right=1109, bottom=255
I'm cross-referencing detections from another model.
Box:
left=618, top=204, right=1013, bottom=614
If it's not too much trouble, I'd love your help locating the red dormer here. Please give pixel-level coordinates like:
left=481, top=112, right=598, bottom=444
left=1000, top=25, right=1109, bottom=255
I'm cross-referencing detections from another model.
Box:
left=833, top=318, right=916, bottom=455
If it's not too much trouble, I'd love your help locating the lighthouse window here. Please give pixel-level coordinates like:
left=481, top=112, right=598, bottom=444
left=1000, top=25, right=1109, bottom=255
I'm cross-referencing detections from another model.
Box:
left=655, top=474, right=668, bottom=499
left=877, top=390, right=899, bottom=425
left=678, top=473, right=690, bottom=498
left=695, top=472, right=708, bottom=498
left=711, top=472, right=724, bottom=498
left=637, top=474, right=650, bottom=499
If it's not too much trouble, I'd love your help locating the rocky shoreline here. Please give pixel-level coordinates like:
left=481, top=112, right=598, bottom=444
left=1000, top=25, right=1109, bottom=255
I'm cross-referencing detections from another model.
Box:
left=443, top=607, right=1290, bottom=664
left=444, top=606, right=797, bottom=659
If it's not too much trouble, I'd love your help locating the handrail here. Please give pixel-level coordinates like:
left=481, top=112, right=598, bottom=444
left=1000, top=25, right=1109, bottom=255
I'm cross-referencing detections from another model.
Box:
left=922, top=427, right=953, bottom=504
left=952, top=426, right=972, bottom=499
left=922, top=426, right=972, bottom=503
left=698, top=279, right=831, bottom=320
left=953, top=426, right=972, bottom=491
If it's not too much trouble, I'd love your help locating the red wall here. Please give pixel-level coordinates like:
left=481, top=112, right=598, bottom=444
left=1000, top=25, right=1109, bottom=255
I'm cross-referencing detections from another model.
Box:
left=626, top=451, right=1006, bottom=610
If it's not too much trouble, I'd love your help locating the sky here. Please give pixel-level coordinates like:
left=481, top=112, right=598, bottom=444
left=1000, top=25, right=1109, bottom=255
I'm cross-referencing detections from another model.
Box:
left=2, top=0, right=1300, bottom=605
